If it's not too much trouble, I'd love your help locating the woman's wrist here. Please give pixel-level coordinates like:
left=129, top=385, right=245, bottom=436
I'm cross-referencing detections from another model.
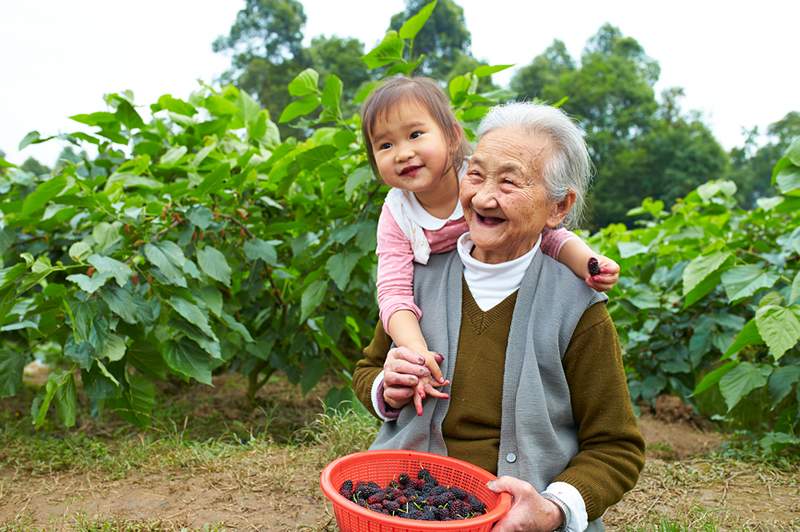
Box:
left=540, top=493, right=568, bottom=531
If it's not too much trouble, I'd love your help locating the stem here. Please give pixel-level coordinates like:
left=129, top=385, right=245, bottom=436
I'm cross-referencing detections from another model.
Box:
left=247, top=361, right=273, bottom=401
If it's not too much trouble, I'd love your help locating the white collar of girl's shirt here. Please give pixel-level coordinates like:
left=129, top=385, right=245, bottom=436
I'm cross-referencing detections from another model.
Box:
left=390, top=161, right=466, bottom=230
left=456, top=232, right=541, bottom=311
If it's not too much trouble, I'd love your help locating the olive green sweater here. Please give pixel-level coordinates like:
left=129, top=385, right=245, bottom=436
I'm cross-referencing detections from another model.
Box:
left=353, top=282, right=645, bottom=521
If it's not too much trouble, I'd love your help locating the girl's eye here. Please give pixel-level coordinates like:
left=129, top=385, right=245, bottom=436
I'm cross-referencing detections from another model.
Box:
left=410, top=130, right=423, bottom=139
left=379, top=142, right=392, bottom=150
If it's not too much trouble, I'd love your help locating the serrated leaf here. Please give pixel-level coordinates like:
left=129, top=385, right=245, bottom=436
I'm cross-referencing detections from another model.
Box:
left=66, top=273, right=112, bottom=294
left=722, top=318, right=763, bottom=360
left=197, top=246, right=231, bottom=286
left=92, top=222, right=122, bottom=254
left=326, top=251, right=361, bottom=291
left=64, top=336, right=94, bottom=370
left=721, top=264, right=779, bottom=303
left=345, top=166, right=372, bottom=199
left=279, top=95, right=321, bottom=123
left=0, top=349, right=28, bottom=398
left=69, top=242, right=92, bottom=262
left=791, top=271, right=800, bottom=305
left=776, top=165, right=800, bottom=194
left=719, top=362, right=772, bottom=411
left=755, top=305, right=800, bottom=360
left=111, top=372, right=155, bottom=427
left=362, top=31, right=404, bottom=69
left=168, top=297, right=216, bottom=340
left=301, top=280, right=327, bottom=321
left=682, top=252, right=730, bottom=306
left=786, top=137, right=800, bottom=166
left=163, top=339, right=213, bottom=385
left=156, top=94, right=197, bottom=116
left=398, top=0, right=437, bottom=40
left=187, top=206, right=213, bottom=229
left=143, top=243, right=187, bottom=287
left=19, top=130, right=42, bottom=150
left=768, top=366, right=800, bottom=407
left=244, top=238, right=278, bottom=265
left=54, top=373, right=78, bottom=427
left=221, top=312, right=254, bottom=343
left=32, top=376, right=58, bottom=428
left=88, top=254, right=132, bottom=287
left=22, top=176, right=67, bottom=217
left=195, top=286, right=223, bottom=317
left=101, top=285, right=159, bottom=326
left=288, top=68, right=320, bottom=97
left=449, top=74, right=471, bottom=101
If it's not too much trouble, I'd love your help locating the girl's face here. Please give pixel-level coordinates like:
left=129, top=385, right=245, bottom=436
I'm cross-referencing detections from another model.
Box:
left=369, top=99, right=452, bottom=194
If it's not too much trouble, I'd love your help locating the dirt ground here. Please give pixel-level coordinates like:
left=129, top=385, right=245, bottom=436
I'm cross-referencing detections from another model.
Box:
left=1, top=383, right=798, bottom=531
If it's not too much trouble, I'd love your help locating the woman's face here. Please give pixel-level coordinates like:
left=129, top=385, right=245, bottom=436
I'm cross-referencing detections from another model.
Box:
left=461, top=128, right=569, bottom=264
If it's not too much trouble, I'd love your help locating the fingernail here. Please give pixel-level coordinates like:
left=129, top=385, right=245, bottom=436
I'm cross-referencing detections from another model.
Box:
left=418, top=357, right=425, bottom=364
left=486, top=481, right=495, bottom=489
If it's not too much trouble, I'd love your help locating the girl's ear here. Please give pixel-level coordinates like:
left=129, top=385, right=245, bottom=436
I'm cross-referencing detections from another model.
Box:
left=546, top=190, right=576, bottom=228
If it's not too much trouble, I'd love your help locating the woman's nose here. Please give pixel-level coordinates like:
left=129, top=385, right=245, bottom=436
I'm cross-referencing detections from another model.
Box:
left=472, top=183, right=498, bottom=208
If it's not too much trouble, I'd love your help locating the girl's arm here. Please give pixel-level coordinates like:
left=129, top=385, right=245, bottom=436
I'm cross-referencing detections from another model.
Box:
left=376, top=205, right=444, bottom=384
left=541, top=228, right=620, bottom=292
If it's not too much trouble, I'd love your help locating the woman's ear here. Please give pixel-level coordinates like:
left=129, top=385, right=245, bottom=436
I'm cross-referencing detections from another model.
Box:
left=546, top=190, right=576, bottom=228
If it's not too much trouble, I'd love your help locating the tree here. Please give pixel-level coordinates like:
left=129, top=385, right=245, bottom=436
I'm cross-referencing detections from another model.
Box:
left=728, top=111, right=800, bottom=206
left=307, top=35, right=371, bottom=108
left=511, top=24, right=727, bottom=227
left=389, top=0, right=473, bottom=80
left=20, top=157, right=50, bottom=176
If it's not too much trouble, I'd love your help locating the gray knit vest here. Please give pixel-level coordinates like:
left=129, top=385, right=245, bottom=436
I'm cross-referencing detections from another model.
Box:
left=370, top=249, right=607, bottom=527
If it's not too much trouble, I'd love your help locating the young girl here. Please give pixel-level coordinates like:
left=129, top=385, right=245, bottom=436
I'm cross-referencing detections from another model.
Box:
left=361, top=76, right=619, bottom=416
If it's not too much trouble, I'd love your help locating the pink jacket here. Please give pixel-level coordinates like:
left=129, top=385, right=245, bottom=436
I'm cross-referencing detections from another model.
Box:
left=376, top=203, right=575, bottom=329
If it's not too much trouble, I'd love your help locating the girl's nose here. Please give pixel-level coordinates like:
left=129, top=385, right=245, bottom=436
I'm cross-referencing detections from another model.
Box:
left=395, top=143, right=414, bottom=163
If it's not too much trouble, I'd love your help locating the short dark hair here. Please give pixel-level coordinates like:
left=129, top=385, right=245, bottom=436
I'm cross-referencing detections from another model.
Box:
left=361, top=76, right=468, bottom=179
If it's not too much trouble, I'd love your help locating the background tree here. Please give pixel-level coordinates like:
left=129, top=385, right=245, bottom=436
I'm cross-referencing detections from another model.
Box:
left=511, top=24, right=727, bottom=227
left=728, top=111, right=800, bottom=206
left=20, top=157, right=50, bottom=176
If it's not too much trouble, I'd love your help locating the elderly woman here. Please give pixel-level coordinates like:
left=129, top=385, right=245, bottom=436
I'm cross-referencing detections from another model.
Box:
left=352, top=103, right=644, bottom=531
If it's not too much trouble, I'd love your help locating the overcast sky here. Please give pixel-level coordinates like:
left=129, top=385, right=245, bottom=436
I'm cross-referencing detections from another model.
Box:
left=2, top=0, right=797, bottom=166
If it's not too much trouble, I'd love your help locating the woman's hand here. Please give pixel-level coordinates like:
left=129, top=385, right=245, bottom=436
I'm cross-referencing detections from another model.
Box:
left=586, top=255, right=620, bottom=292
left=487, top=476, right=563, bottom=532
left=382, top=347, right=448, bottom=412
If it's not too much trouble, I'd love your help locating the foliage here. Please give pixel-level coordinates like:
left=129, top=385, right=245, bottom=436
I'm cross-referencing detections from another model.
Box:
left=512, top=25, right=728, bottom=228
left=0, top=1, right=510, bottom=430
left=591, top=139, right=800, bottom=439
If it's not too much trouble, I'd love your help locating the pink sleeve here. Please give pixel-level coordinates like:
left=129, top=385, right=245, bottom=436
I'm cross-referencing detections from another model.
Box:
left=540, top=227, right=577, bottom=259
left=376, top=204, right=423, bottom=331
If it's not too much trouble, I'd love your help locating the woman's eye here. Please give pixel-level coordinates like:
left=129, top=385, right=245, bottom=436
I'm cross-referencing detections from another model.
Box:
left=503, top=178, right=517, bottom=186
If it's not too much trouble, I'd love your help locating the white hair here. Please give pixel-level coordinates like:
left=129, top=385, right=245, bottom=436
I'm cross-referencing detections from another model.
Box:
left=476, top=102, right=592, bottom=228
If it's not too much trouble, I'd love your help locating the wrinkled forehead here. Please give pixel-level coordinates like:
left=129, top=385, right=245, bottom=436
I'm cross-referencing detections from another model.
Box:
left=471, top=127, right=552, bottom=174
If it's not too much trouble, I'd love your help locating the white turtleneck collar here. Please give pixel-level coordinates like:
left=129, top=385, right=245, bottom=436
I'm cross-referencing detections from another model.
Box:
left=456, top=232, right=541, bottom=311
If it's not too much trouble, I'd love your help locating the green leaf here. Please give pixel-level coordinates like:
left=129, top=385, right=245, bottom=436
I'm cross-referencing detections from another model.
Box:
left=143, top=242, right=187, bottom=287
left=64, top=337, right=94, bottom=370
left=197, top=246, right=232, bottom=287
left=398, top=0, right=437, bottom=40
left=88, top=254, right=132, bottom=287
left=362, top=31, right=405, bottom=69
left=776, top=165, right=800, bottom=195
left=301, top=280, right=328, bottom=322
left=449, top=74, right=471, bottom=101
left=163, top=339, right=213, bottom=385
left=92, top=222, right=122, bottom=254
left=288, top=68, right=320, bottom=97
left=101, top=285, right=159, bottom=325
left=755, top=305, right=800, bottom=360
left=168, top=297, right=216, bottom=340
left=196, top=162, right=230, bottom=197
left=195, top=286, right=223, bottom=317
left=54, top=373, right=78, bottom=427
left=66, top=272, right=112, bottom=294
left=626, top=287, right=660, bottom=310
left=221, top=312, right=254, bottom=343
left=345, top=166, right=372, bottom=199
left=682, top=252, right=731, bottom=307
left=69, top=242, right=92, bottom=262
left=99, top=333, right=127, bottom=362
left=693, top=360, right=738, bottom=396
left=320, top=75, right=343, bottom=122
left=787, top=137, right=800, bottom=166
left=720, top=264, right=779, bottom=303
left=70, top=111, right=117, bottom=126
left=187, top=206, right=214, bottom=230
left=111, top=372, right=155, bottom=427
left=0, top=349, right=28, bottom=398
left=279, top=95, right=321, bottom=123
left=768, top=366, right=800, bottom=406
left=722, top=318, right=763, bottom=360
left=160, top=146, right=187, bottom=166
left=300, top=357, right=327, bottom=394
left=473, top=64, right=514, bottom=78
left=244, top=238, right=278, bottom=265
left=156, top=94, right=197, bottom=116
left=21, top=176, right=67, bottom=217
left=19, top=130, right=43, bottom=150
left=326, top=251, right=361, bottom=291
left=719, top=362, right=772, bottom=411
left=617, top=241, right=649, bottom=258
left=32, top=376, right=59, bottom=428
left=791, top=271, right=800, bottom=306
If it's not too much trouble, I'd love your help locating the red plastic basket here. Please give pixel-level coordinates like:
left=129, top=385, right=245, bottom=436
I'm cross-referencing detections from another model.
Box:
left=320, top=450, right=512, bottom=532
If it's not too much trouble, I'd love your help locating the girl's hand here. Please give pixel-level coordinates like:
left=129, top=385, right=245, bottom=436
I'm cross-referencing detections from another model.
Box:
left=586, top=256, right=620, bottom=292
left=487, top=476, right=564, bottom=532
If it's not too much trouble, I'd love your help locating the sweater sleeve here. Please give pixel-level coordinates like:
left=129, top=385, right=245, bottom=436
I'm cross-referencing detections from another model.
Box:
left=554, top=303, right=646, bottom=521
left=352, top=320, right=393, bottom=420
left=376, top=204, right=423, bottom=330
left=540, top=227, right=577, bottom=259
